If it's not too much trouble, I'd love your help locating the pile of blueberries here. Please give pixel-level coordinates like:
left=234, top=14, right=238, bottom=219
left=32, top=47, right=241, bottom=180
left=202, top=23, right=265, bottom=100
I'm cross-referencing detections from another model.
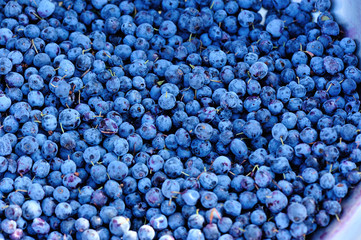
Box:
left=0, top=0, right=361, bottom=239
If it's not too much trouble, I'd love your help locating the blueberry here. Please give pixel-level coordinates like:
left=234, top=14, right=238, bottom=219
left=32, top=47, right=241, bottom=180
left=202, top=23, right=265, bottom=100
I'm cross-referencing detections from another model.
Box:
left=275, top=212, right=290, bottom=230
left=0, top=135, right=13, bottom=156
left=81, top=229, right=101, bottom=240
left=287, top=203, right=308, bottom=223
left=315, top=210, right=330, bottom=227
left=238, top=10, right=254, bottom=27
left=266, top=190, right=288, bottom=213
left=22, top=200, right=42, bottom=220
left=1, top=219, right=17, bottom=234
left=266, top=19, right=285, bottom=38
left=0, top=0, right=358, bottom=238
left=244, top=224, right=262, bottom=240
left=0, top=57, right=13, bottom=75
left=31, top=217, right=50, bottom=235
left=187, top=229, right=204, bottom=240
left=301, top=168, right=319, bottom=183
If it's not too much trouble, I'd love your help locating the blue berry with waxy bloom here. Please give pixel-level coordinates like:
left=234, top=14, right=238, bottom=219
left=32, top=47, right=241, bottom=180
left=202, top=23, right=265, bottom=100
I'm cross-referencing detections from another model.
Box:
left=0, top=0, right=358, bottom=239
